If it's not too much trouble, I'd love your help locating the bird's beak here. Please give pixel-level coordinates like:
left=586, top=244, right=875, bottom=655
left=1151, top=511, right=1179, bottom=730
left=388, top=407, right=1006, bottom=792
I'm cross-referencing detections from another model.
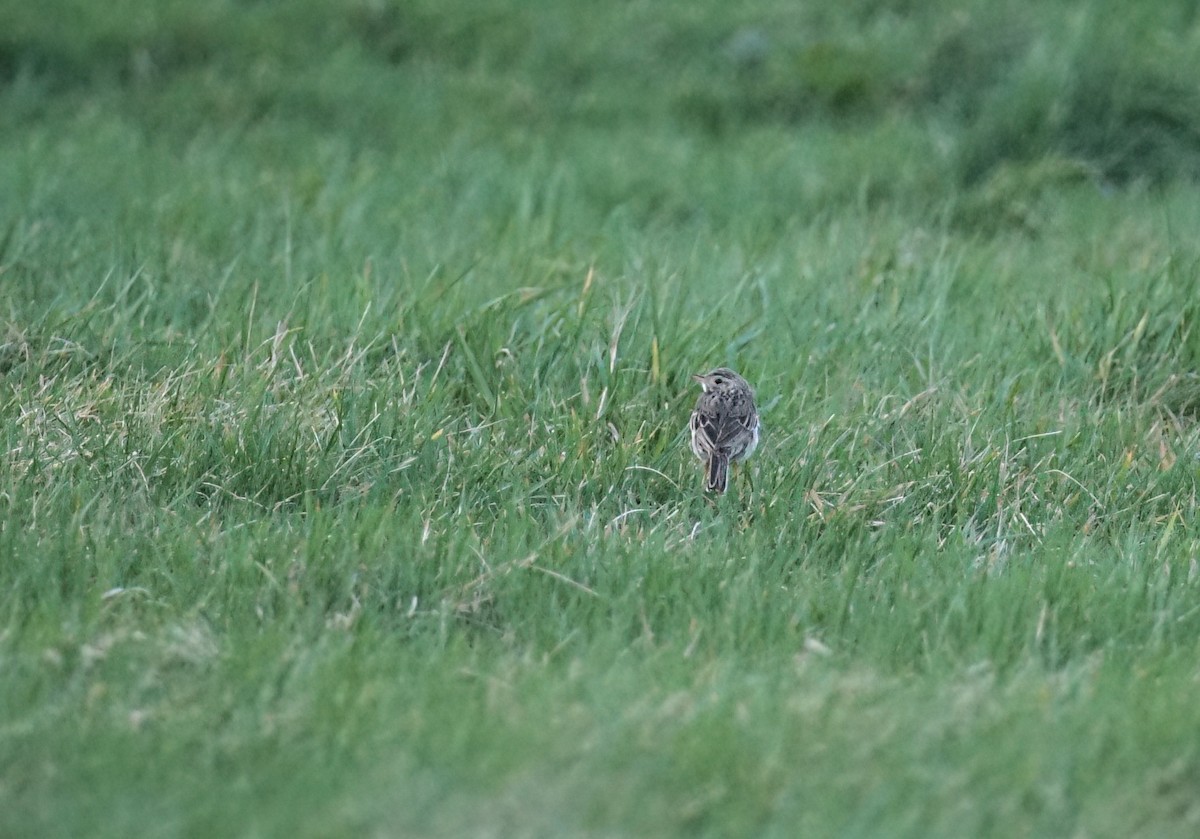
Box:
left=692, top=373, right=707, bottom=391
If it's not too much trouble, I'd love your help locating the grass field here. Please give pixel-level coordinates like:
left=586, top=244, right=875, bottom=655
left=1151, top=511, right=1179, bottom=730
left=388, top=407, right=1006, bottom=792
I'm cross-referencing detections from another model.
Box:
left=5, top=1, right=1200, bottom=836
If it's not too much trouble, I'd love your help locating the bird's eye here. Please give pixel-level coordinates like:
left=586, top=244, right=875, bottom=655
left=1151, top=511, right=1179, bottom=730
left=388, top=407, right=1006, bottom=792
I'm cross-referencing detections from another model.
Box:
left=714, top=377, right=724, bottom=385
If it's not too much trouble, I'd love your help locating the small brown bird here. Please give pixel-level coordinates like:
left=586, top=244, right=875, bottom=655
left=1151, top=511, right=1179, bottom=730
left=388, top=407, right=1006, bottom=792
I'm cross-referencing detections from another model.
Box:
left=689, top=367, right=760, bottom=493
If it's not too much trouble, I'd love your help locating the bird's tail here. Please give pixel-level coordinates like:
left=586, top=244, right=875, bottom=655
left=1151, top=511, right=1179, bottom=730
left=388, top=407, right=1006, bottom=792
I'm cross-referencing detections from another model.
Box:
left=706, top=453, right=729, bottom=494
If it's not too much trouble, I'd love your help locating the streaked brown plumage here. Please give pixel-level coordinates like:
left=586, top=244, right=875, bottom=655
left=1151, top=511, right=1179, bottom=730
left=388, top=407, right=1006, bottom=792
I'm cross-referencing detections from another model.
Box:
left=689, top=367, right=760, bottom=493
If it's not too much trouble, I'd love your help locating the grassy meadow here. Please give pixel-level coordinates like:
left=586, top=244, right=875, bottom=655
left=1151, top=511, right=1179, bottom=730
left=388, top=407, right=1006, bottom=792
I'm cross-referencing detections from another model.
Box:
left=5, top=1, right=1200, bottom=835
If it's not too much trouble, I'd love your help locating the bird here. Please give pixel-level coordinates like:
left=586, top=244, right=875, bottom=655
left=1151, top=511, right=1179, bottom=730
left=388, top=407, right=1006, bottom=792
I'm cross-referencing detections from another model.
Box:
left=689, top=367, right=760, bottom=493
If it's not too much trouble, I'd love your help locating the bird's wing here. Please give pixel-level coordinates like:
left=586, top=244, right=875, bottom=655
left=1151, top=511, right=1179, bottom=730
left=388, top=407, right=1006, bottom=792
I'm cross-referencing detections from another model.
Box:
left=691, top=405, right=720, bottom=452
left=712, top=397, right=757, bottom=447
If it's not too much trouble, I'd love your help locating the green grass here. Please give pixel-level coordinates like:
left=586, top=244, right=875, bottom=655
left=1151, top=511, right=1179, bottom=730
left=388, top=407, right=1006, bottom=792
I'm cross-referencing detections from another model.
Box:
left=5, top=1, right=1200, bottom=836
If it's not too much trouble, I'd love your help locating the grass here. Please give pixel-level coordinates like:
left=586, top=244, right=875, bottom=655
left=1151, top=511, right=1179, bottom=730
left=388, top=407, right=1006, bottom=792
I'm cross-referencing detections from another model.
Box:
left=4, top=1, right=1200, bottom=836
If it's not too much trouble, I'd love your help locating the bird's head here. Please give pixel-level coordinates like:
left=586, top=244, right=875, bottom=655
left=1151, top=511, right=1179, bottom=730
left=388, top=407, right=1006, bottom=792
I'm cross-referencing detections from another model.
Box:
left=692, top=368, right=744, bottom=392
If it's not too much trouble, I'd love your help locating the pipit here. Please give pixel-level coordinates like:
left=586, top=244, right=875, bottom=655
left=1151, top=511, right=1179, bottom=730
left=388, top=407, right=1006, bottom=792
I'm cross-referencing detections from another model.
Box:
left=689, top=367, right=760, bottom=494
